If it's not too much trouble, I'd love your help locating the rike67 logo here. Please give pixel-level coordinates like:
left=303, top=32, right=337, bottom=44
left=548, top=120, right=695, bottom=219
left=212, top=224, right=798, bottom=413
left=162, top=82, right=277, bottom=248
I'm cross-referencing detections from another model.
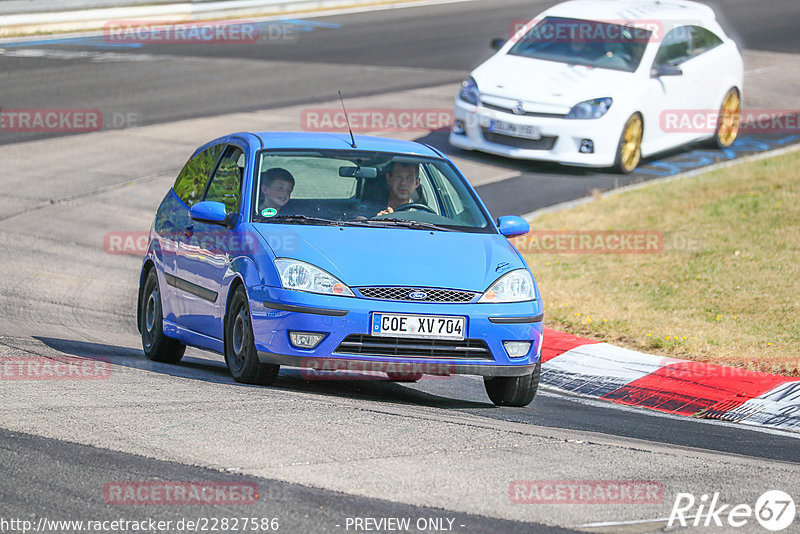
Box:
left=669, top=490, right=796, bottom=531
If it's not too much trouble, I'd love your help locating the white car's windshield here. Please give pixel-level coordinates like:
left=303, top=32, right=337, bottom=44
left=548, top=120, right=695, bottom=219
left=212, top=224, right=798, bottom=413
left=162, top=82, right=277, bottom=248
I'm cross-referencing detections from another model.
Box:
left=508, top=16, right=650, bottom=72
left=251, top=150, right=493, bottom=232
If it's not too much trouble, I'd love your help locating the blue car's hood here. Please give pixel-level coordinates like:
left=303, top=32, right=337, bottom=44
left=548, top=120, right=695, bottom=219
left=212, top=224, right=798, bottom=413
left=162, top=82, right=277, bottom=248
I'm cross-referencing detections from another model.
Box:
left=253, top=224, right=526, bottom=292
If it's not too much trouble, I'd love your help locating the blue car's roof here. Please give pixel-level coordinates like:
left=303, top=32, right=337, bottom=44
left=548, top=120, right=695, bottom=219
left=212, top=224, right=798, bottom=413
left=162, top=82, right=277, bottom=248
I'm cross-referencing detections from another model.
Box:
left=251, top=132, right=443, bottom=158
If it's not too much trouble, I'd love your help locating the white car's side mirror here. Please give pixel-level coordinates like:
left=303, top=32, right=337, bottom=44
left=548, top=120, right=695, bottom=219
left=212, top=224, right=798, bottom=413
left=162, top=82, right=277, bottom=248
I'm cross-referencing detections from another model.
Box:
left=651, top=64, right=683, bottom=77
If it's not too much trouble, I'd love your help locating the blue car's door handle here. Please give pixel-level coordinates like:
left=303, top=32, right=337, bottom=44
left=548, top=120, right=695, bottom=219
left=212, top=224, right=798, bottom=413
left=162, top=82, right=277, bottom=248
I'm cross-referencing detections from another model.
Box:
left=183, top=225, right=193, bottom=238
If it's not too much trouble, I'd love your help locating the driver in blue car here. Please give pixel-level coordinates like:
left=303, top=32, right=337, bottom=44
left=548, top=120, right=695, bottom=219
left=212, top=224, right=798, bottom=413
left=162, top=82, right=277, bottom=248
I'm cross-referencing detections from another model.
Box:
left=377, top=161, right=421, bottom=216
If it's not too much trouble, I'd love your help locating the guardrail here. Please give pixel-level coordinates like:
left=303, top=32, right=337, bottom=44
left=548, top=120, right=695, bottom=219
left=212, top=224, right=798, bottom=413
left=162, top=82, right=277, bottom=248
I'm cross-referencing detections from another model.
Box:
left=0, top=0, right=176, bottom=16
left=0, top=0, right=353, bottom=36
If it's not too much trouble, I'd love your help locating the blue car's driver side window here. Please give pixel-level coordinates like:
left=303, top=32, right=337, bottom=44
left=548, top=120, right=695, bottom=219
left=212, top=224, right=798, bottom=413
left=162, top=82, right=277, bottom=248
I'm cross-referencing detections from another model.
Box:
left=204, top=146, right=244, bottom=214
left=173, top=144, right=225, bottom=208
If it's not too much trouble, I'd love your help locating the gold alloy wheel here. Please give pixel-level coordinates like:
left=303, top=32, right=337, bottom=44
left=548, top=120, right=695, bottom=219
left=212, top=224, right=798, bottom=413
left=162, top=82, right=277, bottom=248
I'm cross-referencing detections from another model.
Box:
left=717, top=89, right=741, bottom=147
left=619, top=114, right=643, bottom=172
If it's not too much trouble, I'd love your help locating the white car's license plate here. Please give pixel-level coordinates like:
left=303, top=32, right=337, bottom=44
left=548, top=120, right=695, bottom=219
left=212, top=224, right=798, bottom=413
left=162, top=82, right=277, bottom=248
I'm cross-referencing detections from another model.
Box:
left=489, top=120, right=541, bottom=140
left=371, top=313, right=465, bottom=341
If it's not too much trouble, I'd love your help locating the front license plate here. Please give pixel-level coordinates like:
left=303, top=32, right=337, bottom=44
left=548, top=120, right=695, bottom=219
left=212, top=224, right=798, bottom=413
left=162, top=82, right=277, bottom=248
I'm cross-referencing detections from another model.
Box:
left=371, top=313, right=465, bottom=341
left=489, top=120, right=541, bottom=139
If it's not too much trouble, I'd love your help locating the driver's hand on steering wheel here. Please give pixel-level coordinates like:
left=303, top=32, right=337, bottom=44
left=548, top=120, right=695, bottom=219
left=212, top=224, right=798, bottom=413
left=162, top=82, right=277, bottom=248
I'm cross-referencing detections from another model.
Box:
left=377, top=203, right=435, bottom=216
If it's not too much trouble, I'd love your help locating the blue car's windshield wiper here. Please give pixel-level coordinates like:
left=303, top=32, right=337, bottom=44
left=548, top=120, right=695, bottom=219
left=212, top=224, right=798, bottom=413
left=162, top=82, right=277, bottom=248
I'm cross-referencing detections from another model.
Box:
left=366, top=218, right=455, bottom=232
left=265, top=215, right=453, bottom=231
left=266, top=215, right=345, bottom=226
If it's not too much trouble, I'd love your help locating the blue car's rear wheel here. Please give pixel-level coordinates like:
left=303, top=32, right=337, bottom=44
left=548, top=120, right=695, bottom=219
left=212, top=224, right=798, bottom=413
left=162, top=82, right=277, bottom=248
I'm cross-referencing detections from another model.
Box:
left=225, top=286, right=280, bottom=385
left=483, top=361, right=540, bottom=407
left=140, top=269, right=185, bottom=363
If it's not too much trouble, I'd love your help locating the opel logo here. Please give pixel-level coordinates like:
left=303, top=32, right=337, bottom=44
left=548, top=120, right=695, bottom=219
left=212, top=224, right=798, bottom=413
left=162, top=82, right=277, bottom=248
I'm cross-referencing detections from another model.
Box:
left=409, top=290, right=427, bottom=300
left=513, top=102, right=526, bottom=115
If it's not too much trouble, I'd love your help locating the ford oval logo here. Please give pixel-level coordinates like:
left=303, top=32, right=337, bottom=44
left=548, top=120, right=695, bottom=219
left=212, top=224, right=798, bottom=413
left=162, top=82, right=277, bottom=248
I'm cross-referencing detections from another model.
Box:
left=409, top=290, right=427, bottom=300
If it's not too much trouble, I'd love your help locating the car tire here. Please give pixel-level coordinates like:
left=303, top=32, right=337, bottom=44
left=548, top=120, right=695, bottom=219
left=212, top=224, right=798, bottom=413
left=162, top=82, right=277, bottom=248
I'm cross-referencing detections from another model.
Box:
left=483, top=361, right=540, bottom=407
left=225, top=286, right=280, bottom=385
left=140, top=269, right=186, bottom=363
left=711, top=88, right=741, bottom=149
left=386, top=372, right=424, bottom=382
left=613, top=113, right=643, bottom=174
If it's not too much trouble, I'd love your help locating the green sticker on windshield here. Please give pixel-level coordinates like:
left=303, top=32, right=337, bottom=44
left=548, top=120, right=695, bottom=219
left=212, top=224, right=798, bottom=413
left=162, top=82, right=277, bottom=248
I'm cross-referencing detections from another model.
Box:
left=261, top=208, right=278, bottom=217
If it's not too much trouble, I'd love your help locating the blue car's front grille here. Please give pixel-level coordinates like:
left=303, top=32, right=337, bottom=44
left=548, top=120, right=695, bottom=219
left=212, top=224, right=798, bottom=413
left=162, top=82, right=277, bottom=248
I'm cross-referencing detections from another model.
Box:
left=356, top=287, right=477, bottom=303
left=334, top=335, right=492, bottom=360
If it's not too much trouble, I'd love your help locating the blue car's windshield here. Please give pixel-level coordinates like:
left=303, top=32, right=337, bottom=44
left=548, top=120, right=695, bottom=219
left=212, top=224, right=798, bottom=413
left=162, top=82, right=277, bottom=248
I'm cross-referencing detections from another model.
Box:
left=251, top=150, right=492, bottom=232
left=508, top=16, right=650, bottom=72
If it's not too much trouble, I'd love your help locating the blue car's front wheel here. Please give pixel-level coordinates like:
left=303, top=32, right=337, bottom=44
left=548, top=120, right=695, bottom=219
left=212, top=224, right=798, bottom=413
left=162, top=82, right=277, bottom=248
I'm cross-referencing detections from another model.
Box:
left=225, top=286, right=280, bottom=385
left=483, top=361, right=540, bottom=407
left=386, top=372, right=423, bottom=382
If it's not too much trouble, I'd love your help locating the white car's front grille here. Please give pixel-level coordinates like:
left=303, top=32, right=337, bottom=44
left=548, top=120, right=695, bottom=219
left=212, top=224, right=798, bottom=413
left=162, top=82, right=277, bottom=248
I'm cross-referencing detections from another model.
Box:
left=482, top=102, right=567, bottom=119
left=481, top=129, right=558, bottom=150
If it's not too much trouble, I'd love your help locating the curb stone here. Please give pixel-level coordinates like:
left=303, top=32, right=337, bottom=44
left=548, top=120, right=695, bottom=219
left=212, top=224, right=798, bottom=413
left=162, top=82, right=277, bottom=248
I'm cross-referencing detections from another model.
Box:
left=541, top=328, right=800, bottom=433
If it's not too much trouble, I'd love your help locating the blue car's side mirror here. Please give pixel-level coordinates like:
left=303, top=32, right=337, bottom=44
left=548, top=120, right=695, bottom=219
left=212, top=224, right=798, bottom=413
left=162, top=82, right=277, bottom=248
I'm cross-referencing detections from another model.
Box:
left=497, top=215, right=530, bottom=237
left=189, top=201, right=236, bottom=228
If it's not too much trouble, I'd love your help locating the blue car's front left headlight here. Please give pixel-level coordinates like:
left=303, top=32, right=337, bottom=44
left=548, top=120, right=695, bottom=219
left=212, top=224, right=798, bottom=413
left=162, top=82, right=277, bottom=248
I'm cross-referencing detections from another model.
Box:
left=274, top=258, right=354, bottom=297
left=458, top=77, right=481, bottom=106
left=565, top=97, right=613, bottom=119
left=478, top=269, right=536, bottom=303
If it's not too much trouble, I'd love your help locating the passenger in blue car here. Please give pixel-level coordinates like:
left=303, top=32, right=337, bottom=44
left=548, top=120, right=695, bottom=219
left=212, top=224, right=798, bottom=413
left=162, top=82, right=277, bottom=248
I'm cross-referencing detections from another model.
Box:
left=377, top=161, right=420, bottom=216
left=258, top=167, right=295, bottom=215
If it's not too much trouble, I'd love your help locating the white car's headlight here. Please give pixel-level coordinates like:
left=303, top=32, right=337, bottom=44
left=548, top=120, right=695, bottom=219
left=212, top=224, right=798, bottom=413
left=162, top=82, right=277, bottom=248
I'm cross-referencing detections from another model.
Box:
left=565, top=97, right=613, bottom=119
left=478, top=269, right=536, bottom=303
left=274, top=259, right=354, bottom=297
left=458, top=77, right=480, bottom=106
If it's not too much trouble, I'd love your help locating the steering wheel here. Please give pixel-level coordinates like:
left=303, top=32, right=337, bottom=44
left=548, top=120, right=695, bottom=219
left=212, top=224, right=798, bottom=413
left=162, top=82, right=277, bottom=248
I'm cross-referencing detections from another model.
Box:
left=393, top=203, right=436, bottom=214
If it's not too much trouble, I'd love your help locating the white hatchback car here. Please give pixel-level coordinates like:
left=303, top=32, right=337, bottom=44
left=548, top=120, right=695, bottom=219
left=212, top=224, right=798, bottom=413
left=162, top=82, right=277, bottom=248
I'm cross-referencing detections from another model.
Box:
left=449, top=0, right=743, bottom=173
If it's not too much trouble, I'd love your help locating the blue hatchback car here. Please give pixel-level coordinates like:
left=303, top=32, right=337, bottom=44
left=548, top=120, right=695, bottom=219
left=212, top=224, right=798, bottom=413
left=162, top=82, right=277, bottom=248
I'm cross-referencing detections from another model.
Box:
left=138, top=132, right=544, bottom=406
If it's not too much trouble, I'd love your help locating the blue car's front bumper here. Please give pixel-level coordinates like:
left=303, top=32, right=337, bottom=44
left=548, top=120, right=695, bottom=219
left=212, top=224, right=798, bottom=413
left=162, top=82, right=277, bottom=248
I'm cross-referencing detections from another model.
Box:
left=248, top=285, right=543, bottom=377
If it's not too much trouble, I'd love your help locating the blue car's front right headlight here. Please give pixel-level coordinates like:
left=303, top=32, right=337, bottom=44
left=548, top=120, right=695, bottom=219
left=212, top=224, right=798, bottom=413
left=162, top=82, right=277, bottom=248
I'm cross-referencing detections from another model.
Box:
left=274, top=258, right=354, bottom=297
left=458, top=77, right=481, bottom=106
left=478, top=269, right=536, bottom=303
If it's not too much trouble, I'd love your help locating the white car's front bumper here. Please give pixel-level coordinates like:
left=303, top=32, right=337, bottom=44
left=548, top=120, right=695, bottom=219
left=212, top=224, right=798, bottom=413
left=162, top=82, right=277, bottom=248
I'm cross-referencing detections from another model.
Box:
left=450, top=99, right=622, bottom=167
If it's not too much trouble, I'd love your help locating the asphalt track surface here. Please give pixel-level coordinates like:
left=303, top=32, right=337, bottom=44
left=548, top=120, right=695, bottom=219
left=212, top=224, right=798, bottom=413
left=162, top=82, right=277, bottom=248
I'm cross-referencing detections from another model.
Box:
left=0, top=427, right=570, bottom=533
left=2, top=0, right=800, bottom=217
left=1, top=0, right=800, bottom=531
left=2, top=0, right=800, bottom=140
